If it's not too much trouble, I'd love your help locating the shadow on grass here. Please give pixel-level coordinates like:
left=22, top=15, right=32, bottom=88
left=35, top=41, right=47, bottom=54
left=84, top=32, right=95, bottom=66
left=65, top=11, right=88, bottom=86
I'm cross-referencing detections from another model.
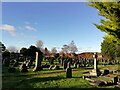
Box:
left=21, top=76, right=66, bottom=83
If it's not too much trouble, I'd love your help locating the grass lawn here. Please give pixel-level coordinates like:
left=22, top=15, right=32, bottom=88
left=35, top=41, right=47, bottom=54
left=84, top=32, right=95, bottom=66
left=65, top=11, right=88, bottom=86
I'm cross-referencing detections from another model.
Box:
left=2, top=63, right=120, bottom=89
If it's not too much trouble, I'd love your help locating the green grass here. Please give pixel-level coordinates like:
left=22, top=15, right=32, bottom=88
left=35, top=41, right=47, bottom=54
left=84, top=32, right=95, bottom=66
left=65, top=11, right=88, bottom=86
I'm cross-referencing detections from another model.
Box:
left=2, top=63, right=120, bottom=89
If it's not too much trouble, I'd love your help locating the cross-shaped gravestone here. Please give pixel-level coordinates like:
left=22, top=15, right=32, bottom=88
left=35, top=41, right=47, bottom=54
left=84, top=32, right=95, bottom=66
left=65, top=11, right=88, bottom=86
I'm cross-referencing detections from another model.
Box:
left=90, top=52, right=101, bottom=76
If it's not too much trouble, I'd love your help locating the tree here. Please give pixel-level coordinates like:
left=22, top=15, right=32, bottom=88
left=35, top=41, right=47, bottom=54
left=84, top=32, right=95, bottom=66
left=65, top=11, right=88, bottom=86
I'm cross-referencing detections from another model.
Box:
left=61, top=41, right=78, bottom=54
left=2, top=50, right=10, bottom=65
left=68, top=40, right=78, bottom=53
left=20, top=47, right=28, bottom=57
left=7, top=46, right=17, bottom=53
left=61, top=45, right=69, bottom=54
left=89, top=1, right=120, bottom=43
left=51, top=47, right=57, bottom=54
left=44, top=47, right=50, bottom=56
left=0, top=42, right=6, bottom=51
left=101, top=35, right=120, bottom=60
left=27, top=45, right=38, bottom=56
left=2, top=50, right=10, bottom=59
left=36, top=40, right=43, bottom=50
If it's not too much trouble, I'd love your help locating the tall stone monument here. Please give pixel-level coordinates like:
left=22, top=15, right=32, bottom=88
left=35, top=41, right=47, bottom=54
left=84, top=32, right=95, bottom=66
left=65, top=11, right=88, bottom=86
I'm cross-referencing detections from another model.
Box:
left=33, top=51, right=43, bottom=71
left=90, top=52, right=101, bottom=76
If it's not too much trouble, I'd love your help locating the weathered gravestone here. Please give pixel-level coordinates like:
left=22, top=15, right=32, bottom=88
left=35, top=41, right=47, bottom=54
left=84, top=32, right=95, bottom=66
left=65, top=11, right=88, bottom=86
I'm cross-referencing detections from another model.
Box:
left=20, top=64, right=28, bottom=72
left=102, top=69, right=109, bottom=76
left=49, top=65, right=54, bottom=70
left=90, top=53, right=101, bottom=76
left=53, top=65, right=60, bottom=70
left=49, top=57, right=54, bottom=64
left=66, top=62, right=72, bottom=78
left=63, top=60, right=67, bottom=69
left=33, top=51, right=43, bottom=71
left=113, top=76, right=118, bottom=85
left=42, top=63, right=50, bottom=68
left=77, top=64, right=80, bottom=68
left=74, top=62, right=77, bottom=68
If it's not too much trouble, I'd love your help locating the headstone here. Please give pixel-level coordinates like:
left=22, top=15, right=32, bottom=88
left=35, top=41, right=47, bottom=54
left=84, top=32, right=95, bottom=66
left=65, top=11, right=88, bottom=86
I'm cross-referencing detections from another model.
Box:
left=90, top=53, right=101, bottom=76
left=66, top=62, right=72, bottom=78
left=20, top=64, right=28, bottom=72
left=33, top=51, right=43, bottom=71
left=74, top=63, right=77, bottom=68
left=113, top=76, right=118, bottom=85
left=97, top=81, right=106, bottom=86
left=50, top=57, right=54, bottom=64
left=49, top=65, right=54, bottom=70
left=63, top=60, right=67, bottom=69
left=42, top=63, right=50, bottom=68
left=102, top=69, right=109, bottom=76
left=53, top=65, right=60, bottom=70
left=26, top=60, right=30, bottom=68
left=61, top=58, right=64, bottom=66
left=77, top=64, right=80, bottom=68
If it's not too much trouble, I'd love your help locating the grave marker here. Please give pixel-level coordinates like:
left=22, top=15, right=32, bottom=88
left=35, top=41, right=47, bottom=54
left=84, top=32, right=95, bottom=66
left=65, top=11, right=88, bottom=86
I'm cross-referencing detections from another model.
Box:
left=90, top=53, right=101, bottom=76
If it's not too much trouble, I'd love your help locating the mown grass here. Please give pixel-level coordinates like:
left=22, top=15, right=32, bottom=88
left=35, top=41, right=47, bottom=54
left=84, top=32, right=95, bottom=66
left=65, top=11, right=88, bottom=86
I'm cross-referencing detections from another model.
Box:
left=2, top=64, right=120, bottom=89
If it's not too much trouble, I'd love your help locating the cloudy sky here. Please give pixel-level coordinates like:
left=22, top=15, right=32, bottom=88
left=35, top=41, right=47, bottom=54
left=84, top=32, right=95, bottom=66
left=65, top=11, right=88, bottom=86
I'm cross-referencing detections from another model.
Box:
left=1, top=1, right=106, bottom=53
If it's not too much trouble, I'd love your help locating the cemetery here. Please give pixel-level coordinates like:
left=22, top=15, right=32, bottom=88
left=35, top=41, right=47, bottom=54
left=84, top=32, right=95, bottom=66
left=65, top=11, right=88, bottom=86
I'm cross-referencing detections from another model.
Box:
left=1, top=1, right=120, bottom=89
left=2, top=49, right=120, bottom=89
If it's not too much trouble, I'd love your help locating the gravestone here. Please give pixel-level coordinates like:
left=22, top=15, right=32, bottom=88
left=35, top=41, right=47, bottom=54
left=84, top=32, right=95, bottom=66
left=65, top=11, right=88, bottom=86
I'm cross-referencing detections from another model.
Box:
left=63, top=60, right=67, bottom=69
left=66, top=62, right=72, bottom=78
left=42, top=63, right=50, bottom=68
left=49, top=65, right=54, bottom=70
left=33, top=51, right=43, bottom=71
left=113, top=76, right=118, bottom=85
left=74, top=62, right=77, bottom=68
left=102, top=69, right=109, bottom=76
left=49, top=57, right=54, bottom=64
left=53, top=65, right=60, bottom=70
left=90, top=53, right=101, bottom=76
left=20, top=64, right=28, bottom=72
left=61, top=58, right=64, bottom=66
left=77, top=64, right=80, bottom=68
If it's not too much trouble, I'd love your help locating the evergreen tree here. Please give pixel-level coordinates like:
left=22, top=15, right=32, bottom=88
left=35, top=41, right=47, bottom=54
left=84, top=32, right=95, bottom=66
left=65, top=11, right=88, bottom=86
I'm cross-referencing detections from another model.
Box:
left=89, top=1, right=120, bottom=43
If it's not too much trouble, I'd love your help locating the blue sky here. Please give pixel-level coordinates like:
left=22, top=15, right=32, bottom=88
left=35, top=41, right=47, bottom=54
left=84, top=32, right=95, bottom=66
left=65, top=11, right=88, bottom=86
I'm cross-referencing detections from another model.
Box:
left=1, top=2, right=106, bottom=53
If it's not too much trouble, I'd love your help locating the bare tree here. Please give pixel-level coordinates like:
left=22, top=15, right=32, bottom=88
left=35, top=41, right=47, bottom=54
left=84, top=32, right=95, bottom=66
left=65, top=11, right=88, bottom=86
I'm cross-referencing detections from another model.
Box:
left=68, top=40, right=78, bottom=53
left=61, top=40, right=78, bottom=54
left=36, top=40, right=43, bottom=50
left=51, top=47, right=57, bottom=54
left=61, top=44, right=69, bottom=54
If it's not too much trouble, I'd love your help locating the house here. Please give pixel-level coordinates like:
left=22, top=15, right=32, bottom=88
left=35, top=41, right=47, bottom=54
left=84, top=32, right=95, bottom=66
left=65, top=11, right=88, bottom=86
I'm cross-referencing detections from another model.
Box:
left=78, top=52, right=102, bottom=60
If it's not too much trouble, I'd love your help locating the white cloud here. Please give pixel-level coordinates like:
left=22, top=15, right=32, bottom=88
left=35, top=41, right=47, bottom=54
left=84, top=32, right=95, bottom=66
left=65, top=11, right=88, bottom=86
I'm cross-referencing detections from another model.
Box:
left=20, top=32, right=38, bottom=40
left=0, top=24, right=16, bottom=36
left=25, top=25, right=37, bottom=31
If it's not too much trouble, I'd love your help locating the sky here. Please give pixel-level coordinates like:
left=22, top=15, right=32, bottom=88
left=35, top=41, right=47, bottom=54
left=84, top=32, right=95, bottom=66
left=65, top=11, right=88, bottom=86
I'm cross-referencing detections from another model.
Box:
left=1, top=1, right=106, bottom=53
